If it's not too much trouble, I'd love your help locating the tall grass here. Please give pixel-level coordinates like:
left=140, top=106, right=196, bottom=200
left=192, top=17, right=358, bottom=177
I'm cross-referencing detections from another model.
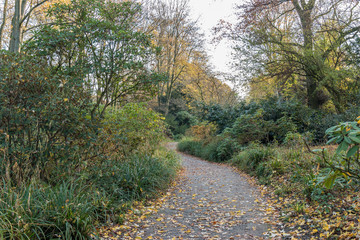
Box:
left=0, top=149, right=180, bottom=239
left=0, top=180, right=100, bottom=239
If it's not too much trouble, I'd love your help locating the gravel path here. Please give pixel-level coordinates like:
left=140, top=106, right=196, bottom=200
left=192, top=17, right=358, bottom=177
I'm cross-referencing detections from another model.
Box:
left=106, top=143, right=272, bottom=239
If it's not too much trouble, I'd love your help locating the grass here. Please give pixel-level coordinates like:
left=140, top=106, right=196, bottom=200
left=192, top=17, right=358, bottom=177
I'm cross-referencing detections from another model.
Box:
left=0, top=147, right=180, bottom=240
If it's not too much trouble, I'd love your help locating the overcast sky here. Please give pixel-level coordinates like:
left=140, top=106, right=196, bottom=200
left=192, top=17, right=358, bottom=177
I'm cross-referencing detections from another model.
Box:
left=187, top=0, right=238, bottom=74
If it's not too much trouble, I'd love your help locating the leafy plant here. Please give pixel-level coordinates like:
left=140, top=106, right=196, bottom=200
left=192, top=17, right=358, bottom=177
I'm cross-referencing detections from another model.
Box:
left=229, top=145, right=275, bottom=175
left=0, top=52, right=96, bottom=186
left=100, top=103, right=166, bottom=158
left=314, top=117, right=360, bottom=188
left=225, top=108, right=274, bottom=144
left=0, top=180, right=101, bottom=240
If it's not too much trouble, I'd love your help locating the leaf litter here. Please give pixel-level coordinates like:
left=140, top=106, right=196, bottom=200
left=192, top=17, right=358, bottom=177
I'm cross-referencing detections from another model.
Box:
left=99, top=143, right=280, bottom=239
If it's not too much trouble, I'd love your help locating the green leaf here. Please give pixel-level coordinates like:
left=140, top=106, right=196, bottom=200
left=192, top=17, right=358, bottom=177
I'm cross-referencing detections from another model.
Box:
left=336, top=141, right=349, bottom=154
left=347, top=145, right=359, bottom=158
left=325, top=125, right=338, bottom=134
left=323, top=173, right=337, bottom=189
left=326, top=137, right=338, bottom=145
left=349, top=136, right=360, bottom=144
left=344, top=136, right=352, bottom=144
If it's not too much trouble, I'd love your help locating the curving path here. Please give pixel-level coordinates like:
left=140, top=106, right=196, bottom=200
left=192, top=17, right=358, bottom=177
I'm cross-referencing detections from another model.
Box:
left=104, top=142, right=273, bottom=239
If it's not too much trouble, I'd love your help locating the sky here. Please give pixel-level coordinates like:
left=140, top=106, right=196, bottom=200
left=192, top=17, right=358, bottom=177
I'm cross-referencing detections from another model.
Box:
left=187, top=0, right=239, bottom=74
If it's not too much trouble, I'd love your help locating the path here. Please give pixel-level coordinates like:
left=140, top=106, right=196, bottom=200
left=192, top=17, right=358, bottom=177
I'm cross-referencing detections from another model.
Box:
left=104, top=143, right=273, bottom=239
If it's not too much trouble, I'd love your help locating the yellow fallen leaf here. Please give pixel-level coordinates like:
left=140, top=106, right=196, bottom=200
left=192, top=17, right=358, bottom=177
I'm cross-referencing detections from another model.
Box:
left=311, top=229, right=318, bottom=234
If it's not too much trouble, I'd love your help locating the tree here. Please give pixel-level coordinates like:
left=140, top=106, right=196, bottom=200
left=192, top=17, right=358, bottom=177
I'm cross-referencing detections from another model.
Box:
left=181, top=50, right=238, bottom=106
left=26, top=0, right=159, bottom=119
left=220, top=0, right=360, bottom=110
left=0, top=0, right=9, bottom=47
left=1, top=0, right=49, bottom=52
left=145, top=0, right=204, bottom=115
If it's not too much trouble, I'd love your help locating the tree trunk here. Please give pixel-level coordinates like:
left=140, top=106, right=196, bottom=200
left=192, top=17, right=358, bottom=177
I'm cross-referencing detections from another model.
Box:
left=293, top=0, right=322, bottom=108
left=9, top=0, right=23, bottom=53
left=0, top=0, right=9, bottom=48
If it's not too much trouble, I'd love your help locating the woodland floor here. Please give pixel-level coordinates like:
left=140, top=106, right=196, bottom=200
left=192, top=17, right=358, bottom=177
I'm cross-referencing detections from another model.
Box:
left=100, top=143, right=277, bottom=239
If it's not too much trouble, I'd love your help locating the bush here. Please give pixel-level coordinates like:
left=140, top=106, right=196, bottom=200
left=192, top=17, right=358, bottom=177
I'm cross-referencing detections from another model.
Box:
left=101, top=103, right=166, bottom=158
left=89, top=151, right=180, bottom=204
left=215, top=137, right=240, bottom=162
left=200, top=140, right=221, bottom=161
left=274, top=116, right=297, bottom=142
left=230, top=145, right=275, bottom=176
left=313, top=118, right=360, bottom=188
left=0, top=52, right=96, bottom=185
left=178, top=137, right=239, bottom=162
left=187, top=121, right=217, bottom=141
left=225, top=109, right=275, bottom=144
left=283, top=132, right=303, bottom=147
left=177, top=139, right=203, bottom=156
left=0, top=148, right=180, bottom=239
left=166, top=111, right=198, bottom=136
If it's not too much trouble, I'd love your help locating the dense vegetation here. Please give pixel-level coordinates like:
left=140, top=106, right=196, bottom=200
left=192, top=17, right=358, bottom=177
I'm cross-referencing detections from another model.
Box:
left=1, top=0, right=360, bottom=239
left=176, top=2, right=360, bottom=238
left=0, top=0, right=189, bottom=238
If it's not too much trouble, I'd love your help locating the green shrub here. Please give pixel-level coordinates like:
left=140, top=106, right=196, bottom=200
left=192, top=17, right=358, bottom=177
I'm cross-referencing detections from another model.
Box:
left=177, top=140, right=203, bottom=156
left=178, top=137, right=239, bottom=162
left=274, top=116, right=297, bottom=142
left=314, top=118, right=360, bottom=189
left=89, top=151, right=180, bottom=204
left=166, top=111, right=198, bottom=136
left=187, top=121, right=217, bottom=141
left=225, top=109, right=275, bottom=144
left=0, top=148, right=180, bottom=239
left=215, top=138, right=239, bottom=162
left=0, top=53, right=96, bottom=185
left=101, top=103, right=166, bottom=158
left=201, top=139, right=221, bottom=161
left=283, top=132, right=303, bottom=147
left=230, top=146, right=275, bottom=176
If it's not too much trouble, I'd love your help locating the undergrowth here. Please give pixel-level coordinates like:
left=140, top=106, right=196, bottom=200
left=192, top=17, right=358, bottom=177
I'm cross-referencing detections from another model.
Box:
left=177, top=137, right=360, bottom=239
left=0, top=148, right=179, bottom=239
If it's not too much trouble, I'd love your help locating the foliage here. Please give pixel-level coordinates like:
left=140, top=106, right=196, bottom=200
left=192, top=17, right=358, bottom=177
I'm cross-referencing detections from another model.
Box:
left=221, top=0, right=360, bottom=110
left=273, top=116, right=297, bottom=142
left=165, top=111, right=198, bottom=136
left=283, top=132, right=304, bottom=147
left=100, top=103, right=166, bottom=158
left=88, top=149, right=180, bottom=205
left=177, top=139, right=203, bottom=157
left=25, top=0, right=158, bottom=118
left=313, top=117, right=360, bottom=189
left=197, top=103, right=246, bottom=133
left=0, top=52, right=95, bottom=185
left=186, top=121, right=217, bottom=141
left=229, top=144, right=275, bottom=179
left=214, top=137, right=240, bottom=162
left=0, top=180, right=101, bottom=239
left=224, top=109, right=274, bottom=144
left=0, top=148, right=180, bottom=239
left=178, top=137, right=239, bottom=162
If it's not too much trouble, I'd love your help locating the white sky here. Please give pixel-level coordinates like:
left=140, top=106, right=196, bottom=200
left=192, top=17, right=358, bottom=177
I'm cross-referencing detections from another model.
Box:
left=187, top=0, right=238, bottom=74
